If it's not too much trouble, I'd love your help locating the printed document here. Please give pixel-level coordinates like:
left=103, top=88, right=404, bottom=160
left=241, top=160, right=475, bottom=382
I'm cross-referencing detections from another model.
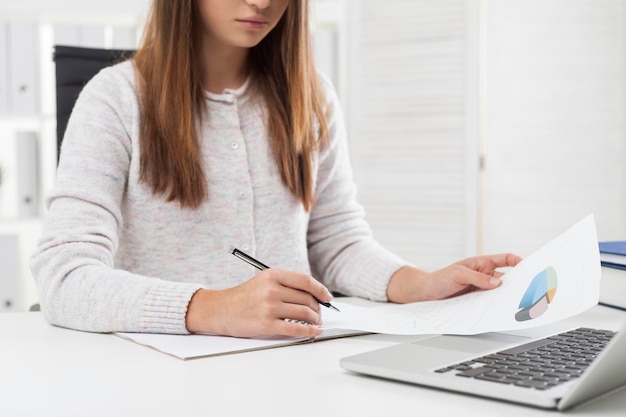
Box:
left=323, top=214, right=600, bottom=335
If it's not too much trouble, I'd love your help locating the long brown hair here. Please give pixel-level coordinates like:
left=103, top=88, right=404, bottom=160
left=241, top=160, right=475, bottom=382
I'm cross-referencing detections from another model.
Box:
left=133, top=0, right=329, bottom=210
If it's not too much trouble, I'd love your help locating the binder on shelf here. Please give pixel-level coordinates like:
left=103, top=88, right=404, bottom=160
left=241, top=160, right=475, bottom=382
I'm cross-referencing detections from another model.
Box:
left=0, top=234, right=20, bottom=312
left=54, top=24, right=106, bottom=49
left=54, top=24, right=80, bottom=46
left=79, top=25, right=106, bottom=48
left=0, top=21, right=8, bottom=115
left=112, top=26, right=137, bottom=49
left=7, top=21, right=39, bottom=115
left=16, top=131, right=40, bottom=218
left=599, top=240, right=626, bottom=270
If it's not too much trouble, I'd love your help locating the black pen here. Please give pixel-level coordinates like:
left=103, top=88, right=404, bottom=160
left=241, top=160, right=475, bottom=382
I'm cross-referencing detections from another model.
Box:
left=229, top=246, right=340, bottom=312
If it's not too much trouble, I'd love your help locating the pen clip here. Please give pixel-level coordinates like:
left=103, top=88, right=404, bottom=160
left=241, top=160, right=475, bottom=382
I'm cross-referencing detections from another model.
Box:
left=230, top=246, right=270, bottom=270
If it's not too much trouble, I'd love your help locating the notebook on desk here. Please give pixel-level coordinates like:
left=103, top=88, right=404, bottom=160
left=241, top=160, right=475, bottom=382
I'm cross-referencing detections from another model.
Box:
left=341, top=317, right=626, bottom=410
left=116, top=326, right=366, bottom=360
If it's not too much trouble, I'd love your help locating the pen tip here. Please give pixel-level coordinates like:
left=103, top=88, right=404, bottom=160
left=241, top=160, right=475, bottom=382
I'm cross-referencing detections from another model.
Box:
left=228, top=245, right=236, bottom=254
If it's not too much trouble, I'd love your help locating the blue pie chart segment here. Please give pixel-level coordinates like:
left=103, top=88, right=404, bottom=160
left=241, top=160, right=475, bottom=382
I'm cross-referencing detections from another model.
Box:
left=515, top=267, right=557, bottom=322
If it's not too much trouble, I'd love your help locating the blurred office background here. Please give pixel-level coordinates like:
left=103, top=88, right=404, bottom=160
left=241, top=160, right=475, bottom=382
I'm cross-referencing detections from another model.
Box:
left=0, top=0, right=624, bottom=312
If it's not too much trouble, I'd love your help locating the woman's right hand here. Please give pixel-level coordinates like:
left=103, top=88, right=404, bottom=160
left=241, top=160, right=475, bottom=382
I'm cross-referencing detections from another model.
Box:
left=185, top=269, right=334, bottom=338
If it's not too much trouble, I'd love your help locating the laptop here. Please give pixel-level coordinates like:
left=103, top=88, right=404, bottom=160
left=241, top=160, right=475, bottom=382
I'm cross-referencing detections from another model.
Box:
left=340, top=317, right=626, bottom=410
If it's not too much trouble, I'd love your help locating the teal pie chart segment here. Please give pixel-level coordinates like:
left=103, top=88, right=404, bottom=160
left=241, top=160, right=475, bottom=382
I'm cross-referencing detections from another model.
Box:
left=515, top=267, right=557, bottom=322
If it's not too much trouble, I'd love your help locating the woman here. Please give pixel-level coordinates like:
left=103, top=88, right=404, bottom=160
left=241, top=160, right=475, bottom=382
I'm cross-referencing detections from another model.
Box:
left=31, top=0, right=520, bottom=337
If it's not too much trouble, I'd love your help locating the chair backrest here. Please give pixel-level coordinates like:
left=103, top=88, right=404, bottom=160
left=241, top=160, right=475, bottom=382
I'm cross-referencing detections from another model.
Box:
left=53, top=45, right=135, bottom=162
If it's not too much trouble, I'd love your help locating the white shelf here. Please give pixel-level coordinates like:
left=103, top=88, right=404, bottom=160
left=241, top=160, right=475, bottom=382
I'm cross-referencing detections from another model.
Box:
left=0, top=217, right=42, bottom=312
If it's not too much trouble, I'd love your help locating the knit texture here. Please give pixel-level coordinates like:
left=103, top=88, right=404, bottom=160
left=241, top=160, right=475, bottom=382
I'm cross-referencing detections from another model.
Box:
left=30, top=61, right=409, bottom=334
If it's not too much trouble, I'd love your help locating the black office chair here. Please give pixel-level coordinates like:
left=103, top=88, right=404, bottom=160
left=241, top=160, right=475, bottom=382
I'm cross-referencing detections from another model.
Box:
left=54, top=45, right=135, bottom=162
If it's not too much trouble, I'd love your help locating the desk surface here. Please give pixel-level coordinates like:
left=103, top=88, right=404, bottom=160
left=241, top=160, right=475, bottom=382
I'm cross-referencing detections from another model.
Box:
left=2, top=305, right=626, bottom=417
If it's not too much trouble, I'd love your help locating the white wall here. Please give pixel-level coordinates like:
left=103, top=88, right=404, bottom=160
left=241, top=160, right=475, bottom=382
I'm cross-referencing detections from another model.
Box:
left=347, top=0, right=626, bottom=269
left=481, top=0, right=626, bottom=256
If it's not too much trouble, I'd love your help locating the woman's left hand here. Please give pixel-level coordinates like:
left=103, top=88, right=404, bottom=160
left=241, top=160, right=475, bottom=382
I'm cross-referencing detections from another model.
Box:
left=386, top=253, right=522, bottom=303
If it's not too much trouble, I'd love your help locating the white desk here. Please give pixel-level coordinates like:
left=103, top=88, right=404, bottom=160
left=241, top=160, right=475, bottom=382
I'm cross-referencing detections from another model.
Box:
left=2, top=306, right=626, bottom=417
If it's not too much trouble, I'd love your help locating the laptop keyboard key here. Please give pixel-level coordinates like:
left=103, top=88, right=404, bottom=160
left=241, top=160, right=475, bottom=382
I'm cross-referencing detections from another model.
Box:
left=456, top=367, right=493, bottom=378
left=498, top=338, right=556, bottom=355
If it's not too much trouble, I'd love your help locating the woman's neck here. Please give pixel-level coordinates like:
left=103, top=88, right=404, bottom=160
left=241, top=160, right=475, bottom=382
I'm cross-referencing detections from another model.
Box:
left=201, top=39, right=249, bottom=94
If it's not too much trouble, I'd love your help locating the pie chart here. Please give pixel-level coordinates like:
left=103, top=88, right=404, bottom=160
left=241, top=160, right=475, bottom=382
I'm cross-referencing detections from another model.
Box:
left=515, top=267, right=557, bottom=322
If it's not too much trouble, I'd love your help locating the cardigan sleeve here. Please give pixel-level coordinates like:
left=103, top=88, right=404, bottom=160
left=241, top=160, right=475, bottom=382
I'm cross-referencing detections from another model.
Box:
left=30, top=64, right=202, bottom=333
left=307, top=78, right=411, bottom=301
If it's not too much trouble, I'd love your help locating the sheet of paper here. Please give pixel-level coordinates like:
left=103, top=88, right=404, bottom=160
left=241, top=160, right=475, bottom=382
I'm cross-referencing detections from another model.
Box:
left=322, top=214, right=600, bottom=335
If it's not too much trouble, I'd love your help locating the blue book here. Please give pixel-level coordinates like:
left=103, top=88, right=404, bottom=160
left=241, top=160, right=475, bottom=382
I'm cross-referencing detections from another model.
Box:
left=599, top=241, right=626, bottom=270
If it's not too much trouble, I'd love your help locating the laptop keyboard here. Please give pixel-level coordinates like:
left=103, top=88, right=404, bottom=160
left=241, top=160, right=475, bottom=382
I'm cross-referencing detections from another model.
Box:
left=434, top=327, right=615, bottom=390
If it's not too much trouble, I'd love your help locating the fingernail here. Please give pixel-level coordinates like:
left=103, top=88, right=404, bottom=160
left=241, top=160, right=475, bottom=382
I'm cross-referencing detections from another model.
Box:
left=489, top=277, right=501, bottom=286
